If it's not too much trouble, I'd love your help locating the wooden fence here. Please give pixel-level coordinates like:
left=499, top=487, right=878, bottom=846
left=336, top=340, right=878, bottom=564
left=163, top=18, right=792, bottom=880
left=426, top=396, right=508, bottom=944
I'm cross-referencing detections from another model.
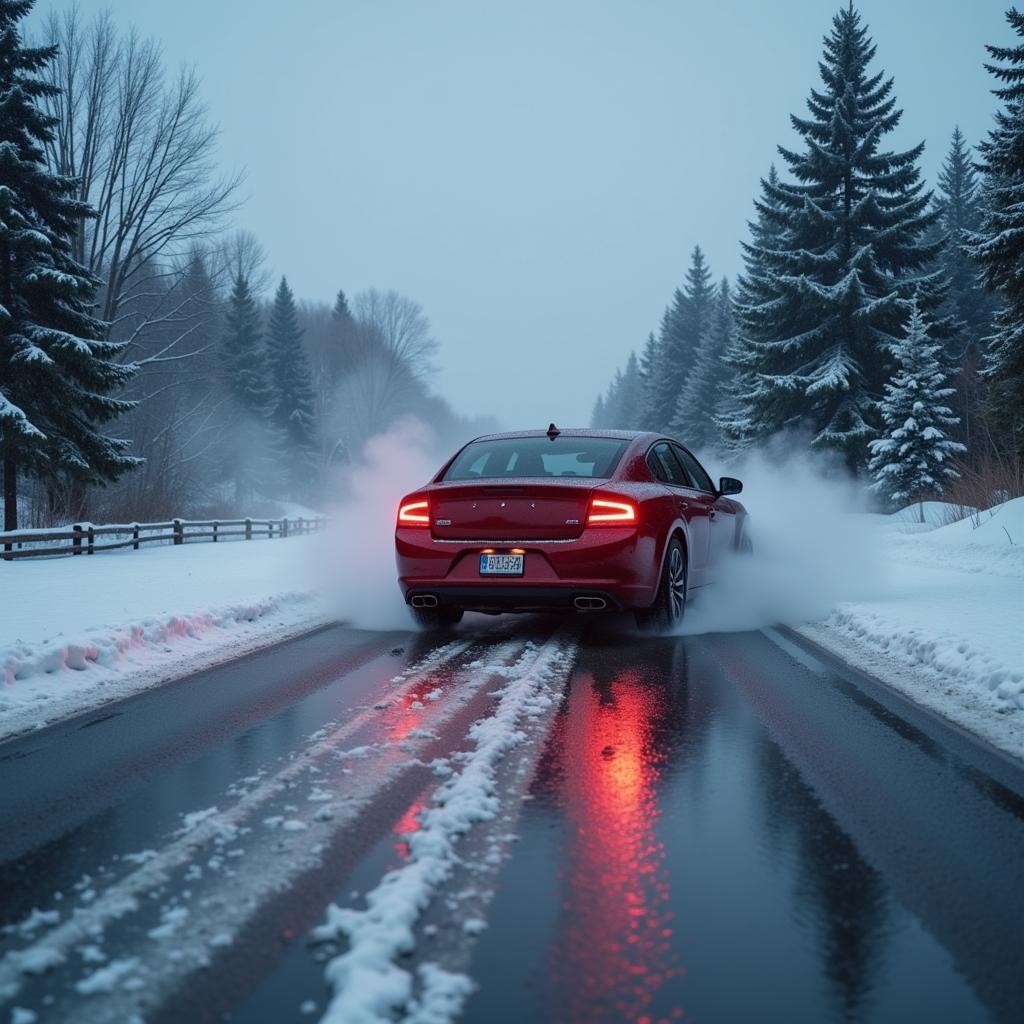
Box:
left=0, top=515, right=328, bottom=561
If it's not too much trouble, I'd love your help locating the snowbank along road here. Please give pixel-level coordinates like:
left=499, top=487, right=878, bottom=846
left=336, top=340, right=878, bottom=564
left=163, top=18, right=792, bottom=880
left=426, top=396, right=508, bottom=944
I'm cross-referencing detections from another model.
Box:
left=1, top=615, right=1022, bottom=1024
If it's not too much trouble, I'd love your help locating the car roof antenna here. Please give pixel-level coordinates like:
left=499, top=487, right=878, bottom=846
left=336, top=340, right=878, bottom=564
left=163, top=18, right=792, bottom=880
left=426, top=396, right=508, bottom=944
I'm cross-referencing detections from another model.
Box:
left=546, top=422, right=560, bottom=440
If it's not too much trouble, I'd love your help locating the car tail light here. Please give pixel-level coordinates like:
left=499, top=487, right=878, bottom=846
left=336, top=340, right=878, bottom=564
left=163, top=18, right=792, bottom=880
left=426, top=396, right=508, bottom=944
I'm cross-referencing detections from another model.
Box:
left=398, top=498, right=430, bottom=527
left=587, top=496, right=638, bottom=526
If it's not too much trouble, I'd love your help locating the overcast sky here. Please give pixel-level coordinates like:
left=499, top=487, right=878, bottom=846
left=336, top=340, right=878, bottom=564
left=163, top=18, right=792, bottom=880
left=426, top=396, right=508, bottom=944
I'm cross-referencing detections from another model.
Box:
left=38, top=0, right=1010, bottom=430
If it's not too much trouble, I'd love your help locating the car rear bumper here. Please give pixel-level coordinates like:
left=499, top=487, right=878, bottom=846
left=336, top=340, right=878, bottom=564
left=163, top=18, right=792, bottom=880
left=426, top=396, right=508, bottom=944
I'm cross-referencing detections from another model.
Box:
left=405, top=585, right=626, bottom=612
left=395, top=527, right=658, bottom=612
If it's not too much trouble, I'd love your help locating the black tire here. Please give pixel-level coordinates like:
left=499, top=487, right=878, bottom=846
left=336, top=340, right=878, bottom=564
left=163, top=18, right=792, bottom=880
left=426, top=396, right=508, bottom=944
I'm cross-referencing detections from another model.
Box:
left=635, top=537, right=687, bottom=632
left=410, top=604, right=464, bottom=629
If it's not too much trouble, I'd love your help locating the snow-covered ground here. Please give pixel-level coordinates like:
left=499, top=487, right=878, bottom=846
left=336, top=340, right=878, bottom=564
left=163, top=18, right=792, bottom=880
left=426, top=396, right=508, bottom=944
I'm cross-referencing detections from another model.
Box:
left=0, top=535, right=333, bottom=741
left=800, top=497, right=1024, bottom=759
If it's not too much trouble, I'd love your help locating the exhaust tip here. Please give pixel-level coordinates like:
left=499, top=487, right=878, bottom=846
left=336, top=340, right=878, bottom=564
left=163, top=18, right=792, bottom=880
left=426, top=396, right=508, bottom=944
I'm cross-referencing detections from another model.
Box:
left=574, top=596, right=607, bottom=611
left=411, top=594, right=438, bottom=608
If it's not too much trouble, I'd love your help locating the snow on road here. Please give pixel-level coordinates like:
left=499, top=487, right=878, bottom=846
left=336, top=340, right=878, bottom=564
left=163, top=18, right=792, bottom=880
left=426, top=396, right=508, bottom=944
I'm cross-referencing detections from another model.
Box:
left=0, top=635, right=544, bottom=1019
left=313, top=632, right=579, bottom=1024
left=801, top=497, right=1024, bottom=759
left=0, top=534, right=333, bottom=741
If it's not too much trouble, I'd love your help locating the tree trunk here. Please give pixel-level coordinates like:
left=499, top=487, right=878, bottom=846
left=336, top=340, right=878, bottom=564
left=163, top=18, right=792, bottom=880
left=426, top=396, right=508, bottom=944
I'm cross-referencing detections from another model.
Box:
left=2, top=234, right=17, bottom=542
left=3, top=449, right=17, bottom=534
left=69, top=476, right=89, bottom=522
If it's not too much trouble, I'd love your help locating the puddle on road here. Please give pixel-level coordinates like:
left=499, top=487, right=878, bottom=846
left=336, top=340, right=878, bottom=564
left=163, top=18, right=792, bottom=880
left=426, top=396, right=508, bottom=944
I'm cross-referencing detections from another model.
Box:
left=464, top=630, right=1019, bottom=1024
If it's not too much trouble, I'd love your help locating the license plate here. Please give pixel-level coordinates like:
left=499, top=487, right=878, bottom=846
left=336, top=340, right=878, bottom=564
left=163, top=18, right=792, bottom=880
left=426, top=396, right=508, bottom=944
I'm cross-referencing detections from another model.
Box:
left=479, top=553, right=524, bottom=576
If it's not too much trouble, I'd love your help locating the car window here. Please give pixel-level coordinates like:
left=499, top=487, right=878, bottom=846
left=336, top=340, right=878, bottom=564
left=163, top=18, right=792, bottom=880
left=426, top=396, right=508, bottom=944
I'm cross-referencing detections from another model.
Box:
left=673, top=445, right=715, bottom=492
left=647, top=442, right=691, bottom=487
left=444, top=437, right=627, bottom=480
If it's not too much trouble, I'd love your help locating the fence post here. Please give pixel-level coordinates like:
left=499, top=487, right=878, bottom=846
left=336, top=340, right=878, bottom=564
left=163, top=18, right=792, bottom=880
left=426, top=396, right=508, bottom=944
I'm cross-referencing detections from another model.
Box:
left=87, top=525, right=95, bottom=555
left=173, top=518, right=183, bottom=546
left=213, top=520, right=219, bottom=543
left=73, top=525, right=83, bottom=556
left=245, top=517, right=252, bottom=540
left=298, top=516, right=304, bottom=536
left=132, top=523, right=140, bottom=551
left=282, top=517, right=288, bottom=538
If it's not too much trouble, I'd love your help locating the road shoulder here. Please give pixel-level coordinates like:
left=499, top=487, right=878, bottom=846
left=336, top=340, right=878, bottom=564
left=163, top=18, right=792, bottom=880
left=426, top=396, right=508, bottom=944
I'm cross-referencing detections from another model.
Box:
left=795, top=618, right=1024, bottom=764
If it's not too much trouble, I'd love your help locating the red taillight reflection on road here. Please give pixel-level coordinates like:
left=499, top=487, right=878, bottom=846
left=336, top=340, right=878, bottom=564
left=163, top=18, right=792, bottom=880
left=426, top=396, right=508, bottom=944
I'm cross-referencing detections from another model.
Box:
left=394, top=799, right=425, bottom=860
left=556, top=671, right=685, bottom=1022
left=387, top=693, right=425, bottom=743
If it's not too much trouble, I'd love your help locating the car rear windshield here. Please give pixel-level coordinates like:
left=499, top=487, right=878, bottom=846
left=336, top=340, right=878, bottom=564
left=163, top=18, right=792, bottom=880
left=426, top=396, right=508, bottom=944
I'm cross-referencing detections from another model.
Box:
left=443, top=436, right=627, bottom=480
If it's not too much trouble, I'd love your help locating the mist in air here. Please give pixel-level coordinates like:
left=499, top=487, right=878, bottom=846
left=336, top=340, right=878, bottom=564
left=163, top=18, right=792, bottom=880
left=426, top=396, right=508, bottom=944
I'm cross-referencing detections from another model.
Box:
left=315, top=420, right=444, bottom=631
left=677, top=448, right=884, bottom=636
left=309, top=425, right=888, bottom=637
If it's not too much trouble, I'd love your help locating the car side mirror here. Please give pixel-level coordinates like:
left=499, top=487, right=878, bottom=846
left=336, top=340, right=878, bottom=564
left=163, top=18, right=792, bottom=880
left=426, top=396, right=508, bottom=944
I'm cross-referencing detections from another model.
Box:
left=718, top=476, right=742, bottom=496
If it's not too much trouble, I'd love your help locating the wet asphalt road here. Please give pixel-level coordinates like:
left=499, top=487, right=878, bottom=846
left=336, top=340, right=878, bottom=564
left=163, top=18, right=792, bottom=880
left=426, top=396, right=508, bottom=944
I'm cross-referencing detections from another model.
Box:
left=1, top=616, right=1022, bottom=1024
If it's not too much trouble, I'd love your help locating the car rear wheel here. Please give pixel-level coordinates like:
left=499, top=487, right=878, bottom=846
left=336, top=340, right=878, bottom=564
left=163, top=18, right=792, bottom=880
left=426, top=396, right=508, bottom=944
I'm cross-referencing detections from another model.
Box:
left=410, top=604, right=464, bottom=629
left=635, top=537, right=687, bottom=632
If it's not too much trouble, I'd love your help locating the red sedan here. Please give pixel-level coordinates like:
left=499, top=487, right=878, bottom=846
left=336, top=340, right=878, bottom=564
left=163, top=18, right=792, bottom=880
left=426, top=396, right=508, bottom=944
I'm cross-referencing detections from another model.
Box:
left=395, top=426, right=748, bottom=630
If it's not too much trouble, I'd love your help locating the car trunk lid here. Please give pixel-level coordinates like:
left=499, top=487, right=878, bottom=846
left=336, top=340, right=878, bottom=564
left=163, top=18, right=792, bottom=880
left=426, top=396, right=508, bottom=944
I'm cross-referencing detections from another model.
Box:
left=429, top=481, right=596, bottom=540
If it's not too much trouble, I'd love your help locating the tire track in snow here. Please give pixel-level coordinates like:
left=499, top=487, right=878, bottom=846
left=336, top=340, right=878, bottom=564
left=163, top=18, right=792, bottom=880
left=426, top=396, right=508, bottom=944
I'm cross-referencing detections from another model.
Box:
left=0, top=633, right=531, bottom=1020
left=308, top=628, right=581, bottom=1024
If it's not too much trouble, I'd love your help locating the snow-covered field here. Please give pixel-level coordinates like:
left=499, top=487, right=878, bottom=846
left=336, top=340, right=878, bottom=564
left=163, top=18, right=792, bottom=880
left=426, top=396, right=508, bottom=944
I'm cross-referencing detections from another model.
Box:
left=800, top=497, right=1024, bottom=759
left=0, top=535, right=333, bottom=741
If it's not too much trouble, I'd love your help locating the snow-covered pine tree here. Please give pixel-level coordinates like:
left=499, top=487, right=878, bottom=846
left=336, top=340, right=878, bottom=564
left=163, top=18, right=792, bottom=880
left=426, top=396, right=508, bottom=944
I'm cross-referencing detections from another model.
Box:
left=674, top=278, right=735, bottom=451
left=266, top=277, right=317, bottom=491
left=637, top=331, right=659, bottom=429
left=932, top=128, right=997, bottom=451
left=739, top=5, right=946, bottom=472
left=218, top=274, right=273, bottom=502
left=645, top=247, right=716, bottom=432
left=592, top=352, right=644, bottom=429
left=644, top=292, right=686, bottom=431
left=179, top=248, right=220, bottom=368
left=937, top=129, right=993, bottom=355
left=966, top=8, right=1024, bottom=458
left=221, top=274, right=269, bottom=417
left=868, top=298, right=965, bottom=518
left=669, top=248, right=715, bottom=435
left=0, top=0, right=137, bottom=532
left=616, top=352, right=644, bottom=429
left=333, top=289, right=352, bottom=321
left=602, top=366, right=626, bottom=428
left=719, top=167, right=787, bottom=453
left=321, top=287, right=355, bottom=464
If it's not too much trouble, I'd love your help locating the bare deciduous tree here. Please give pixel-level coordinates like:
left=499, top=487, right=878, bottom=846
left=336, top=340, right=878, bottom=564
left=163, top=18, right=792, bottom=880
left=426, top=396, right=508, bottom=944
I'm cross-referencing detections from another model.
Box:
left=40, top=9, right=242, bottom=333
left=33, top=8, right=243, bottom=518
left=353, top=289, right=438, bottom=380
left=213, top=229, right=272, bottom=298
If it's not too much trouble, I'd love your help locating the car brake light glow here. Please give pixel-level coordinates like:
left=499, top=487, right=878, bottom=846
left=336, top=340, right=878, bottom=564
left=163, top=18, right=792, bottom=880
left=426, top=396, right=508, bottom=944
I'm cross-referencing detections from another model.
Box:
left=398, top=499, right=429, bottom=526
left=587, top=497, right=638, bottom=525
